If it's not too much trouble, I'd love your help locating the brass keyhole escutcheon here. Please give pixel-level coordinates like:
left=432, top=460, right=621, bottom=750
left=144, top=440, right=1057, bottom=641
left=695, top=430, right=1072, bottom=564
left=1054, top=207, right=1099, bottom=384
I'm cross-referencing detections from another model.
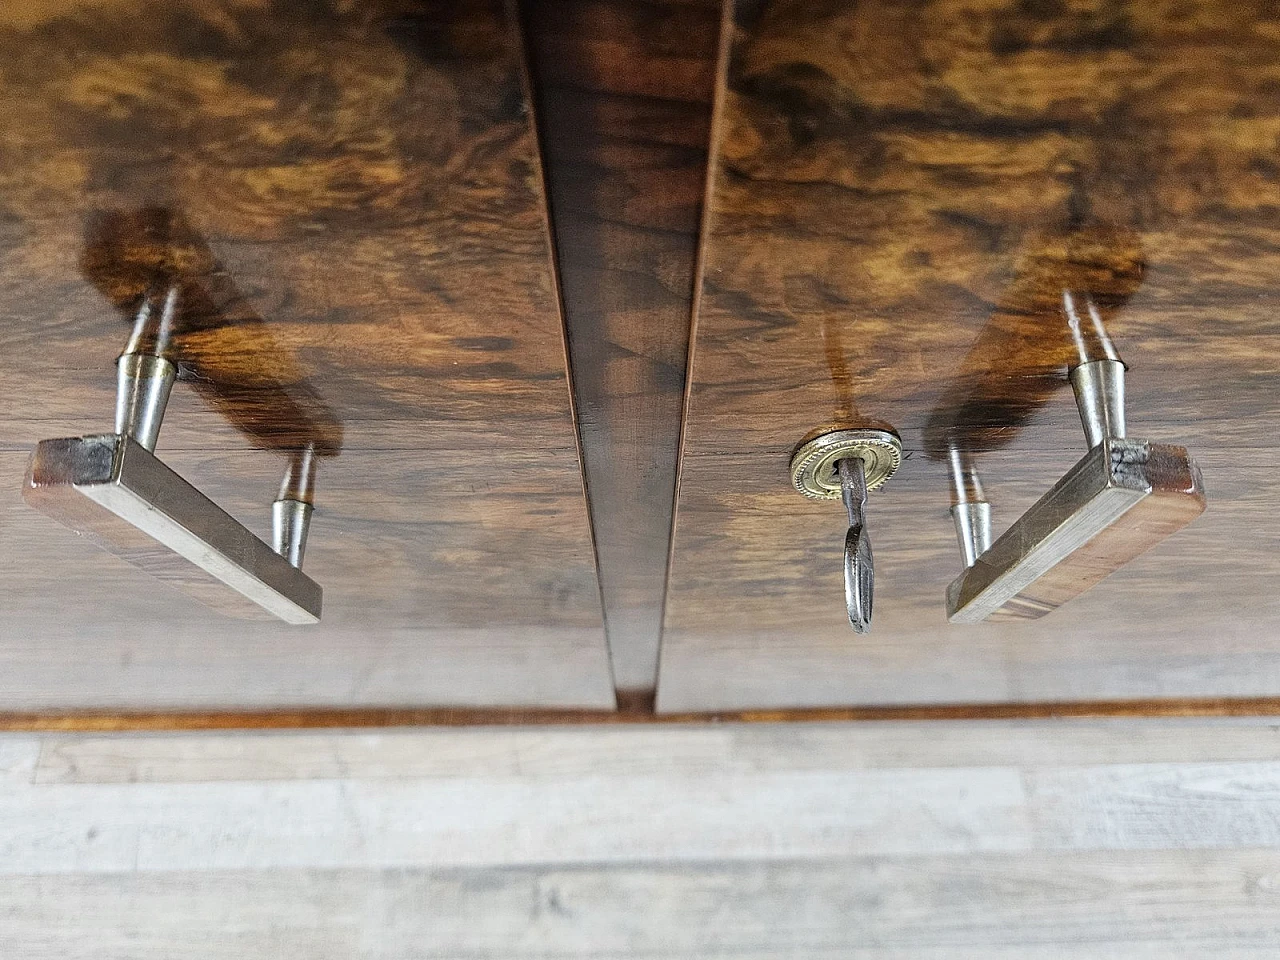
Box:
left=790, top=428, right=903, bottom=634
left=789, top=428, right=902, bottom=501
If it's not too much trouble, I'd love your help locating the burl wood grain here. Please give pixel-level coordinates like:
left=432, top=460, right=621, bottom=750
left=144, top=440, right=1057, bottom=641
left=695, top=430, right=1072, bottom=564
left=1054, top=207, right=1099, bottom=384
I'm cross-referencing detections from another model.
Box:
left=0, top=0, right=588, bottom=450
left=0, top=0, right=613, bottom=708
left=523, top=0, right=722, bottom=692
left=923, top=225, right=1144, bottom=456
left=659, top=0, right=1280, bottom=711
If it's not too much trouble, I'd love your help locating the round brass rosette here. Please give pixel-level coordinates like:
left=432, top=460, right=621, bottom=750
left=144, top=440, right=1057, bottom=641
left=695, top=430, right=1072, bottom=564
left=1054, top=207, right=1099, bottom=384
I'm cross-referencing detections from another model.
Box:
left=789, top=429, right=903, bottom=500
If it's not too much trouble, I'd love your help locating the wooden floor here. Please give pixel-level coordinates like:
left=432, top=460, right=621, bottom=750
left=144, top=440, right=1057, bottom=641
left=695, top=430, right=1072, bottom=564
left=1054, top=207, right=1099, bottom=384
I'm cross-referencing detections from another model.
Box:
left=3, top=719, right=1280, bottom=956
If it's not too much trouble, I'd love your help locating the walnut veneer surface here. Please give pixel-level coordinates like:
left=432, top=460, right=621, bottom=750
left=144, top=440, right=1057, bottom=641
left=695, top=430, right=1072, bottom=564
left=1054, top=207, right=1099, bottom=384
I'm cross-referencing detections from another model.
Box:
left=659, top=0, right=1280, bottom=710
left=0, top=0, right=613, bottom=709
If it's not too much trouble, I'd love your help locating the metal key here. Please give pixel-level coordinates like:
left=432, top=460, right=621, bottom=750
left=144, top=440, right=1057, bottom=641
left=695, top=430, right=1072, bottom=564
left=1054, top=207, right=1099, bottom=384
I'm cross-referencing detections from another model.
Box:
left=790, top=428, right=902, bottom=634
left=838, top=457, right=874, bottom=633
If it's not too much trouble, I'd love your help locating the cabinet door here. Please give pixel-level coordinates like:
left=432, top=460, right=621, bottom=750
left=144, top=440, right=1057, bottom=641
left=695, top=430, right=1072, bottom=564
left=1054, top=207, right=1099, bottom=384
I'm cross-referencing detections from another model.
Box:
left=658, top=0, right=1280, bottom=710
left=0, top=0, right=613, bottom=709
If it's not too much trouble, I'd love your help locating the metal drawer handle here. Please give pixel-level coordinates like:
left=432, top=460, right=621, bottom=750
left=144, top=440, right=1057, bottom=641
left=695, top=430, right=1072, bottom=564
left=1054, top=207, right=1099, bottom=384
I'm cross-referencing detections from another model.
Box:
left=945, top=291, right=1205, bottom=623
left=23, top=294, right=322, bottom=624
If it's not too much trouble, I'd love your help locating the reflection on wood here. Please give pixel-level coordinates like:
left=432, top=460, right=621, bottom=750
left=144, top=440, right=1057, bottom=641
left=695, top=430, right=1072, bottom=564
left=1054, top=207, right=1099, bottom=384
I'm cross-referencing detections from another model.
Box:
left=80, top=207, right=344, bottom=455
left=0, top=0, right=611, bottom=708
left=662, top=0, right=1280, bottom=710
left=0, top=0, right=587, bottom=449
left=923, top=225, right=1143, bottom=457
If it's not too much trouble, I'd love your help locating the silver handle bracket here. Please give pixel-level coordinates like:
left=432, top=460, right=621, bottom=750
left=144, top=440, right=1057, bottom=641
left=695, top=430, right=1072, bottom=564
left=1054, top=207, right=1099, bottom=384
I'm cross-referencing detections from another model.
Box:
left=946, top=291, right=1203, bottom=623
left=24, top=294, right=323, bottom=624
left=25, top=434, right=322, bottom=624
left=946, top=438, right=1204, bottom=622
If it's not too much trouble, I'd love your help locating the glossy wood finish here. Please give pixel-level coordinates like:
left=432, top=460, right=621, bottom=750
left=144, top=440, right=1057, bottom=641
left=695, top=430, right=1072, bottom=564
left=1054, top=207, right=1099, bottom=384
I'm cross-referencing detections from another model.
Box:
left=660, top=0, right=1280, bottom=710
left=523, top=0, right=722, bottom=692
left=0, top=0, right=612, bottom=708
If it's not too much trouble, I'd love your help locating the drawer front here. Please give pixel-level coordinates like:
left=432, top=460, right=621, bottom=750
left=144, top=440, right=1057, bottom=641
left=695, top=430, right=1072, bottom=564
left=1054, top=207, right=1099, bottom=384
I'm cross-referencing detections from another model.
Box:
left=658, top=0, right=1280, bottom=710
left=0, top=0, right=612, bottom=709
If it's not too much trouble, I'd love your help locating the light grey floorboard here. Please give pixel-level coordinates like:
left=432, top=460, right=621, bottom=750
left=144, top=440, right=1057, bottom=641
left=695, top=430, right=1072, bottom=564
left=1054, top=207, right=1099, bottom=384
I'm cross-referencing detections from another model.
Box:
left=3, top=853, right=1279, bottom=959
left=1029, top=761, right=1280, bottom=849
left=3, top=721, right=1280, bottom=955
left=0, top=769, right=1029, bottom=873
left=33, top=719, right=1280, bottom=785
left=0, top=738, right=38, bottom=784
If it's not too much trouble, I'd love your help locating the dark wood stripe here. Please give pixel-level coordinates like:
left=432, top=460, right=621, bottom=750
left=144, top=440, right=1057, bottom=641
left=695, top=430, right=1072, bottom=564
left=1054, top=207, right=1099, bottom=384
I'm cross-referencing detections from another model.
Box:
left=520, top=0, right=723, bottom=694
left=5, top=697, right=1280, bottom=730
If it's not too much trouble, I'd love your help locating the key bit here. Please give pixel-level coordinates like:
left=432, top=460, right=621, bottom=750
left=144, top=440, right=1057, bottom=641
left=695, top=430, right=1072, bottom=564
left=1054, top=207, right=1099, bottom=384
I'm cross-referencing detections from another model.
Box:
left=839, top=457, right=874, bottom=633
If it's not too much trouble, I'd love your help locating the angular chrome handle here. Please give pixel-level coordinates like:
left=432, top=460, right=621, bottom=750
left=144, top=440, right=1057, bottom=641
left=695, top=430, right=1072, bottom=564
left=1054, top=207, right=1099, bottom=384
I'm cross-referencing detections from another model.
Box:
left=946, top=292, right=1205, bottom=623
left=22, top=300, right=323, bottom=624
left=947, top=437, right=1204, bottom=623
left=25, top=434, right=322, bottom=624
